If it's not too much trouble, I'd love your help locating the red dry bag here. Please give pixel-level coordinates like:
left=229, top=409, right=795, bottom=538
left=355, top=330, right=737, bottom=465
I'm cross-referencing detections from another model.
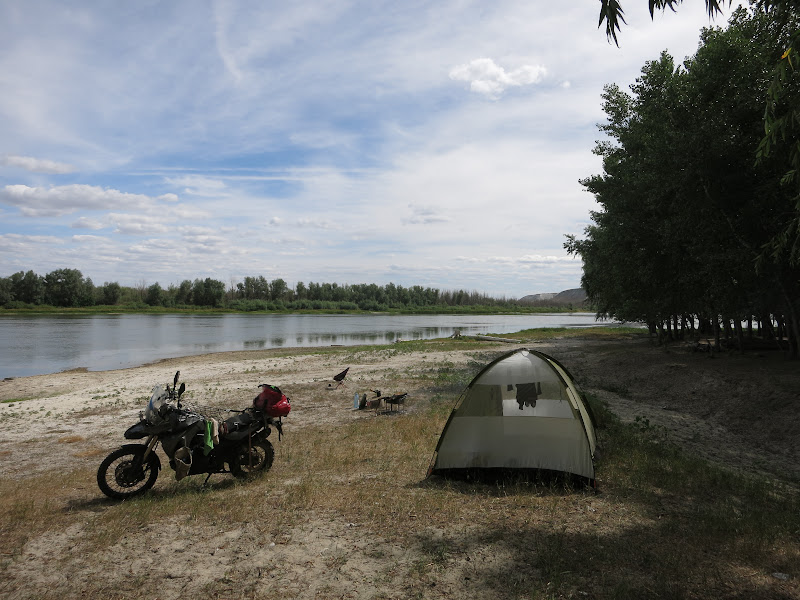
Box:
left=254, top=384, right=291, bottom=417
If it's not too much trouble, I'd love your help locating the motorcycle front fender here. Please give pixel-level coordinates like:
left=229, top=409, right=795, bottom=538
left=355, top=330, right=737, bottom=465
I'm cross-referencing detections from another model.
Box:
left=124, top=421, right=158, bottom=439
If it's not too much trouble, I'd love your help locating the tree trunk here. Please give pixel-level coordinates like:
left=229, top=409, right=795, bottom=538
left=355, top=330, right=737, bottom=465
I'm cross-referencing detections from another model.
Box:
left=734, top=319, right=745, bottom=354
left=777, top=281, right=800, bottom=359
left=723, top=319, right=733, bottom=347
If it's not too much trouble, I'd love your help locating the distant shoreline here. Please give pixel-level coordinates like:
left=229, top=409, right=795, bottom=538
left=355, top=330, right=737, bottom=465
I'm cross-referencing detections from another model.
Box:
left=0, top=305, right=591, bottom=317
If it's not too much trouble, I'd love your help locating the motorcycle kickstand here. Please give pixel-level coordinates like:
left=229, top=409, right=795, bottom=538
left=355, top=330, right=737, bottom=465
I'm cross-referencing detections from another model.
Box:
left=202, top=473, right=212, bottom=487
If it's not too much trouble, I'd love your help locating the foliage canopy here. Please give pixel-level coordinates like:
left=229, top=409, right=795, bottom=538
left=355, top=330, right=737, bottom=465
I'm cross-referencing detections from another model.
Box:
left=570, top=7, right=800, bottom=354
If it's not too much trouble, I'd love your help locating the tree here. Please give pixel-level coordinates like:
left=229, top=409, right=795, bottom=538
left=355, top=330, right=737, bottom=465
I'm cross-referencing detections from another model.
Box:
left=238, top=276, right=269, bottom=300
left=9, top=270, right=44, bottom=304
left=145, top=283, right=165, bottom=307
left=100, top=282, right=122, bottom=305
left=80, top=277, right=95, bottom=306
left=174, top=280, right=193, bottom=305
left=44, top=268, right=88, bottom=307
left=192, top=278, right=226, bottom=307
left=598, top=1, right=730, bottom=46
left=0, top=277, right=11, bottom=305
left=570, top=8, right=800, bottom=354
left=599, top=2, right=800, bottom=268
left=270, top=278, right=289, bottom=302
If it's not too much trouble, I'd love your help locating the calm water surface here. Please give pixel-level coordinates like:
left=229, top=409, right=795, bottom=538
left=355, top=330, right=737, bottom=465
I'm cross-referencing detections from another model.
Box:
left=0, top=313, right=613, bottom=378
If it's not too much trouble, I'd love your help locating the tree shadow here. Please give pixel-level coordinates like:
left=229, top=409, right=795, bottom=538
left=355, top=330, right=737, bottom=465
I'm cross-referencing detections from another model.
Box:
left=407, top=519, right=797, bottom=600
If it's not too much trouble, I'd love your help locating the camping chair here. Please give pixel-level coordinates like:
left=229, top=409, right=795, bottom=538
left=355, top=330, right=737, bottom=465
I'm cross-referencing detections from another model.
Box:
left=332, top=367, right=349, bottom=388
left=383, top=393, right=407, bottom=412
left=364, top=389, right=382, bottom=413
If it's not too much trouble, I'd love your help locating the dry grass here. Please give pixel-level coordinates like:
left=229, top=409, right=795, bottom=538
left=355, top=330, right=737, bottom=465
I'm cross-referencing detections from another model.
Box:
left=6, top=396, right=796, bottom=598
left=1, top=335, right=798, bottom=599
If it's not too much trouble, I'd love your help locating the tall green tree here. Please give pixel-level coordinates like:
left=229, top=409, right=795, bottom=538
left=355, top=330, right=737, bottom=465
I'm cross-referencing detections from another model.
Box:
left=599, top=2, right=800, bottom=269
left=191, top=278, right=226, bottom=307
left=0, top=277, right=11, bottom=305
left=9, top=270, right=44, bottom=304
left=570, top=7, right=800, bottom=353
left=145, top=283, right=165, bottom=307
left=270, top=278, right=289, bottom=302
left=43, top=268, right=93, bottom=307
left=100, top=282, right=122, bottom=305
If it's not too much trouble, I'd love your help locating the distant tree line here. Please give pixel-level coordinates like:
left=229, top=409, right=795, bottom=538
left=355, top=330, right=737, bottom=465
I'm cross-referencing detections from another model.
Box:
left=0, top=268, right=550, bottom=312
left=566, top=8, right=800, bottom=356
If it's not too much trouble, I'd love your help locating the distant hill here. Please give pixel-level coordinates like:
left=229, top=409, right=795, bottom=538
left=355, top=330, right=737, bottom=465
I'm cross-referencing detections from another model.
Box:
left=519, top=288, right=587, bottom=305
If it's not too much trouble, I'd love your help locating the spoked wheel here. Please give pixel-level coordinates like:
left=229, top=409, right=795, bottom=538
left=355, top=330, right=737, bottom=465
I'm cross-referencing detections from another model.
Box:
left=231, top=440, right=274, bottom=479
left=97, top=444, right=160, bottom=500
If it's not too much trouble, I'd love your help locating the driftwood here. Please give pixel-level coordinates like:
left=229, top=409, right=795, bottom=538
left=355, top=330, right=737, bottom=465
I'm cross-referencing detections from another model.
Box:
left=450, top=330, right=520, bottom=344
left=471, top=335, right=521, bottom=343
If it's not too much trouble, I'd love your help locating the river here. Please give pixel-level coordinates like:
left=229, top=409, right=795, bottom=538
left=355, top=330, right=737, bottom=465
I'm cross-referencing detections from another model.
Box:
left=0, top=312, right=614, bottom=378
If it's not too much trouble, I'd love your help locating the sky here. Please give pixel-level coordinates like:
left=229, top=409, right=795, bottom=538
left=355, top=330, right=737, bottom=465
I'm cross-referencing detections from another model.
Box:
left=0, top=1, right=744, bottom=298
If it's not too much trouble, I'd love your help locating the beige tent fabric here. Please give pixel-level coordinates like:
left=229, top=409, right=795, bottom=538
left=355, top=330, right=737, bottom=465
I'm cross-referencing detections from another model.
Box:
left=549, top=359, right=596, bottom=455
left=430, top=349, right=596, bottom=479
left=435, top=416, right=594, bottom=477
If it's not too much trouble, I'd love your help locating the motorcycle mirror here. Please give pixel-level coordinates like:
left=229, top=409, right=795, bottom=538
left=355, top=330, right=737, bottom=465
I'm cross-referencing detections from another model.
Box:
left=174, top=371, right=180, bottom=386
left=178, top=382, right=186, bottom=398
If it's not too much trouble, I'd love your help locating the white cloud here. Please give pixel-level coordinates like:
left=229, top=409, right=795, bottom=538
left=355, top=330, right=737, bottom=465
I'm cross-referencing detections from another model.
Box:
left=0, top=233, right=64, bottom=251
left=71, top=216, right=106, bottom=230
left=518, top=255, right=580, bottom=264
left=1, top=155, right=74, bottom=174
left=0, top=184, right=156, bottom=217
left=449, top=58, right=547, bottom=98
left=72, top=234, right=110, bottom=244
left=107, top=213, right=171, bottom=235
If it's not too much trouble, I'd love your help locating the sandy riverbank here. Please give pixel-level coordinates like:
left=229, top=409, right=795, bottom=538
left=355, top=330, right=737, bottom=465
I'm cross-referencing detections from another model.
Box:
left=1, top=332, right=798, bottom=599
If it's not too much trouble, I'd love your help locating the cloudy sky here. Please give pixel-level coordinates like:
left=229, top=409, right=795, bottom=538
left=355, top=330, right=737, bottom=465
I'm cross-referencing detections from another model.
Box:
left=0, top=1, right=741, bottom=298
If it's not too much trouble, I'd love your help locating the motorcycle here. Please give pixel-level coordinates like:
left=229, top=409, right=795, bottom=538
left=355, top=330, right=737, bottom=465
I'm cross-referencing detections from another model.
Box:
left=97, top=371, right=290, bottom=500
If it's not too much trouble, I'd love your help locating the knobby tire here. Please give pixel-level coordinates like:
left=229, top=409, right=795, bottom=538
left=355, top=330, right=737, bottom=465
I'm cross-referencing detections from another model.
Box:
left=97, top=444, right=160, bottom=500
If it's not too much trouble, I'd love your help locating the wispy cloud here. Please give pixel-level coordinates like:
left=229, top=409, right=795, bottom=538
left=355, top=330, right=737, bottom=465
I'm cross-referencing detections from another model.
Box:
left=1, top=155, right=74, bottom=174
left=0, top=184, right=158, bottom=217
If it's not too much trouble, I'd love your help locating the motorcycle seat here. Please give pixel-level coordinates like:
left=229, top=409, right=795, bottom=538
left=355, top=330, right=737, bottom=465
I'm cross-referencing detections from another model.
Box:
left=223, top=411, right=254, bottom=434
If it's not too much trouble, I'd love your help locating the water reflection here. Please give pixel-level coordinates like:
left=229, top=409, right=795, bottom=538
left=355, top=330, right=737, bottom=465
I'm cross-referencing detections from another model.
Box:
left=0, top=312, right=618, bottom=378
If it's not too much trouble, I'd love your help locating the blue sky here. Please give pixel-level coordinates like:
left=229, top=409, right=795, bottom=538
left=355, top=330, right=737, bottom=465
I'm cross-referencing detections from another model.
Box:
left=0, top=1, right=741, bottom=298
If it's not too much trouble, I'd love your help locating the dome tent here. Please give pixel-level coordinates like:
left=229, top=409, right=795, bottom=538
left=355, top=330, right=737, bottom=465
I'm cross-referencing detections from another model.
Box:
left=427, top=348, right=597, bottom=482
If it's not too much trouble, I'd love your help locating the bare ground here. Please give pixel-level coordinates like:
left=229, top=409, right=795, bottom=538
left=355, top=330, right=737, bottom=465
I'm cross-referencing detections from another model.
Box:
left=1, top=333, right=798, bottom=599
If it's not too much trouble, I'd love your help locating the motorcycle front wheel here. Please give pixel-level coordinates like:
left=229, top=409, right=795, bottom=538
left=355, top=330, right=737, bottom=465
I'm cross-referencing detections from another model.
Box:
left=97, top=444, right=160, bottom=499
left=231, top=440, right=274, bottom=479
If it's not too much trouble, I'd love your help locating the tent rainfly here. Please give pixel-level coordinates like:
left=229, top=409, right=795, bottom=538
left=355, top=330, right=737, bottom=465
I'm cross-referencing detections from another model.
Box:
left=427, top=348, right=597, bottom=482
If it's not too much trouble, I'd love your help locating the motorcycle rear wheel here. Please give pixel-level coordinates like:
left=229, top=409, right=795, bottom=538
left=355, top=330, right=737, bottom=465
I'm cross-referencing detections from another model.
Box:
left=97, top=444, right=160, bottom=499
left=231, top=440, right=274, bottom=479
